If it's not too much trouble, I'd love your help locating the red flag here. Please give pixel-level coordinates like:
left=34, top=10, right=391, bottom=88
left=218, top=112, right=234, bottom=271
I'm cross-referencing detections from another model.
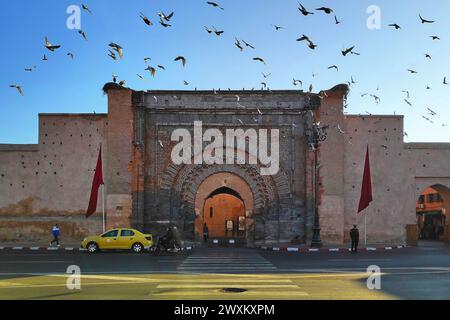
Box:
left=358, top=145, right=373, bottom=213
left=86, top=146, right=104, bottom=218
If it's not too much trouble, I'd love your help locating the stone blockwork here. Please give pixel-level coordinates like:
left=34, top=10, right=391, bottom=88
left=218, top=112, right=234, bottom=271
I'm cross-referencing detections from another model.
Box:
left=1, top=83, right=450, bottom=246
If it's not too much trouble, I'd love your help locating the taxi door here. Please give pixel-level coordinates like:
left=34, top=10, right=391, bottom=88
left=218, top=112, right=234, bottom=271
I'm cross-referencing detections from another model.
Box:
left=98, top=229, right=120, bottom=249
left=117, top=229, right=136, bottom=249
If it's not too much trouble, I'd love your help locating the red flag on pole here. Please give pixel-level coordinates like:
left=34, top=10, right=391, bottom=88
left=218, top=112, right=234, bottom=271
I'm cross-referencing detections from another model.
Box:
left=86, top=146, right=104, bottom=218
left=358, top=145, right=373, bottom=213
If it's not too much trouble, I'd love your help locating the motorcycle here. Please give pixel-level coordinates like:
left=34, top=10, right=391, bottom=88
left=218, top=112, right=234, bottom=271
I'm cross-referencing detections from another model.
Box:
left=153, top=226, right=182, bottom=255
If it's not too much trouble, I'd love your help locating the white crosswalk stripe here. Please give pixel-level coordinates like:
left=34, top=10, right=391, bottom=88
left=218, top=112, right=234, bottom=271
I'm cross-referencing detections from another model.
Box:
left=177, top=250, right=277, bottom=272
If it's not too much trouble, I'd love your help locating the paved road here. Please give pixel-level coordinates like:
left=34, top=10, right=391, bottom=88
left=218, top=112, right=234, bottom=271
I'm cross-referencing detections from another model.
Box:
left=0, top=244, right=449, bottom=299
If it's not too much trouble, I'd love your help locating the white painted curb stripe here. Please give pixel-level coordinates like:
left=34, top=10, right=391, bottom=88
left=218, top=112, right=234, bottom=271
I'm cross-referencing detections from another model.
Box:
left=30, top=247, right=40, bottom=251
left=12, top=247, right=23, bottom=250
left=366, top=247, right=377, bottom=251
left=229, top=240, right=235, bottom=244
left=213, top=240, right=219, bottom=244
left=272, top=247, right=280, bottom=251
left=329, top=248, right=340, bottom=252
left=65, top=248, right=74, bottom=251
left=309, top=248, right=319, bottom=252
left=287, top=248, right=299, bottom=252
left=0, top=247, right=4, bottom=250
left=385, top=247, right=392, bottom=250
left=47, top=247, right=59, bottom=251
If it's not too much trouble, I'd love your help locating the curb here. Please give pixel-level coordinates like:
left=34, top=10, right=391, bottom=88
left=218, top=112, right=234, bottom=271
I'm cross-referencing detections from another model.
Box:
left=258, top=245, right=407, bottom=253
left=0, top=246, right=195, bottom=253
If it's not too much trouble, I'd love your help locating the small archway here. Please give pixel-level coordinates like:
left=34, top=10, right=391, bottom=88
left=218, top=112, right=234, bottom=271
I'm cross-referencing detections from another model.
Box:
left=194, top=172, right=254, bottom=243
left=416, top=184, right=450, bottom=241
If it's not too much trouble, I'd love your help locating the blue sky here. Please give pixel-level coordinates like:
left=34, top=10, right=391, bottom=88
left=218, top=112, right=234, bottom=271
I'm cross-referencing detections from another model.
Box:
left=1, top=0, right=449, bottom=143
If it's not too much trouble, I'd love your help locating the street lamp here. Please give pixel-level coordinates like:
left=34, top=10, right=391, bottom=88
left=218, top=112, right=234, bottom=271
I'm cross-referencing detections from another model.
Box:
left=307, top=118, right=329, bottom=248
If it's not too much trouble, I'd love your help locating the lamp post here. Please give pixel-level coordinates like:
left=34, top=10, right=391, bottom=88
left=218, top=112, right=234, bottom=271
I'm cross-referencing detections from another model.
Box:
left=308, top=119, right=328, bottom=248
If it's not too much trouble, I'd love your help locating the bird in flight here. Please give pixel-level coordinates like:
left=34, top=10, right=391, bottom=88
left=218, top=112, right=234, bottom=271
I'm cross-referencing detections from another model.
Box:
left=430, top=35, right=440, bottom=40
left=316, top=7, right=333, bottom=14
left=419, top=14, right=435, bottom=24
left=78, top=30, right=88, bottom=41
left=159, top=18, right=172, bottom=28
left=144, top=57, right=152, bottom=63
left=298, top=3, right=314, bottom=16
left=44, top=37, right=61, bottom=52
left=109, top=43, right=123, bottom=59
left=334, top=16, right=342, bottom=25
left=253, top=57, right=266, bottom=65
left=145, top=66, right=156, bottom=77
left=158, top=11, right=174, bottom=22
left=108, top=50, right=117, bottom=60
left=404, top=99, right=413, bottom=106
left=262, top=72, right=271, bottom=79
left=425, top=53, right=432, bottom=60
left=157, top=65, right=166, bottom=70
left=9, top=84, right=24, bottom=96
left=242, top=40, right=255, bottom=49
left=81, top=4, right=92, bottom=14
left=407, top=69, right=418, bottom=74
left=24, top=66, right=36, bottom=72
left=140, top=12, right=153, bottom=26
left=234, top=38, right=243, bottom=51
left=207, top=1, right=224, bottom=10
left=42, top=55, right=48, bottom=61
left=444, top=77, right=448, bottom=85
left=328, top=65, right=339, bottom=72
left=341, top=46, right=355, bottom=56
left=292, top=79, right=302, bottom=86
left=271, top=24, right=284, bottom=30
left=67, top=52, right=74, bottom=59
left=183, top=80, right=189, bottom=86
left=388, top=23, right=401, bottom=30
left=174, top=56, right=187, bottom=67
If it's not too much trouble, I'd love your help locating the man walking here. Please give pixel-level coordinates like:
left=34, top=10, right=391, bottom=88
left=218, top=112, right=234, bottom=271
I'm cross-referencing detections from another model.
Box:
left=350, top=225, right=359, bottom=253
left=50, top=224, right=60, bottom=247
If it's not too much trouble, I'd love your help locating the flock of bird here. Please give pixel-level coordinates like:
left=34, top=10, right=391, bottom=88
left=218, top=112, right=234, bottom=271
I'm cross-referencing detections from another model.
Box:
left=7, top=2, right=449, bottom=132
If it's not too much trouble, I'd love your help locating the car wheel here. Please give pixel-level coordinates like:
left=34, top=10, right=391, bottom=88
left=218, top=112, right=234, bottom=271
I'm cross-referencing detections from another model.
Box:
left=87, top=242, right=99, bottom=254
left=132, top=243, right=143, bottom=253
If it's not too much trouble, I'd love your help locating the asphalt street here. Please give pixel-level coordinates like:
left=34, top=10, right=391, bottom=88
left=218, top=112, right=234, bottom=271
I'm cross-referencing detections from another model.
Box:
left=0, top=243, right=449, bottom=300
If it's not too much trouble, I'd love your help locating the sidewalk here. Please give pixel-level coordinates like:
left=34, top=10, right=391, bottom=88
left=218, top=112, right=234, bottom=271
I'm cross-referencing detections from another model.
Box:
left=257, top=243, right=407, bottom=253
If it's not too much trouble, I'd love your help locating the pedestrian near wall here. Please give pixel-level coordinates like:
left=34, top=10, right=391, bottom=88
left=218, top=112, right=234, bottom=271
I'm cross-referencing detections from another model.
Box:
left=350, top=225, right=359, bottom=253
left=50, top=224, right=60, bottom=247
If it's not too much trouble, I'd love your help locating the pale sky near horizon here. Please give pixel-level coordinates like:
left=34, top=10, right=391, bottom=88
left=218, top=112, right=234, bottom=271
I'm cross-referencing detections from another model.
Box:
left=1, top=0, right=449, bottom=144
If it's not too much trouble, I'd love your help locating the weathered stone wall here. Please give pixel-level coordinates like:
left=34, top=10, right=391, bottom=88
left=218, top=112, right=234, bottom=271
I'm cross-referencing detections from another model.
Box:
left=0, top=114, right=107, bottom=242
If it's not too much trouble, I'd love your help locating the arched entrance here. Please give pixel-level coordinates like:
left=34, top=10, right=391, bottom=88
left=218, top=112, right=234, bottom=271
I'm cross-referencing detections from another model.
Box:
left=203, top=188, right=246, bottom=238
left=194, top=172, right=254, bottom=243
left=416, top=184, right=450, bottom=242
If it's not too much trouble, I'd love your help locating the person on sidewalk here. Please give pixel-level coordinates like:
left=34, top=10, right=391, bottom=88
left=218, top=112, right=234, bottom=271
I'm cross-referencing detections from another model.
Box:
left=203, top=223, right=209, bottom=243
left=350, top=225, right=359, bottom=253
left=50, top=224, right=60, bottom=247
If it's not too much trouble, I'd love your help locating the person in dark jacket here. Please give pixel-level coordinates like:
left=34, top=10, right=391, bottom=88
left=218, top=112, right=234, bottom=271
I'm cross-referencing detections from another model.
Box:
left=350, top=225, right=359, bottom=253
left=203, top=223, right=209, bottom=243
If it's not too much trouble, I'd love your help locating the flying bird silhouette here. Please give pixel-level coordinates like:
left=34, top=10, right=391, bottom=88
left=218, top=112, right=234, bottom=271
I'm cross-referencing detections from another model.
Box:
left=158, top=12, right=174, bottom=21
left=253, top=57, right=266, bottom=64
left=78, top=30, right=88, bottom=40
left=44, top=37, right=61, bottom=52
left=242, top=40, right=255, bottom=49
left=81, top=4, right=92, bottom=14
left=174, top=56, right=187, bottom=67
left=271, top=24, right=284, bottom=30
left=341, top=46, right=355, bottom=56
left=207, top=1, right=224, bottom=10
left=109, top=43, right=123, bottom=59
left=388, top=23, right=401, bottom=30
left=334, top=16, right=342, bottom=24
left=145, top=66, right=156, bottom=77
left=9, top=85, right=23, bottom=96
left=298, top=3, right=314, bottom=16
left=140, top=12, right=153, bottom=26
left=419, top=14, right=435, bottom=24
left=328, top=65, right=339, bottom=71
left=316, top=7, right=333, bottom=14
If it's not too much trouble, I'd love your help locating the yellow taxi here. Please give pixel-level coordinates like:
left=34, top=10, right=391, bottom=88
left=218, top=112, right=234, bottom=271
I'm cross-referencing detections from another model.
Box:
left=81, top=228, right=153, bottom=253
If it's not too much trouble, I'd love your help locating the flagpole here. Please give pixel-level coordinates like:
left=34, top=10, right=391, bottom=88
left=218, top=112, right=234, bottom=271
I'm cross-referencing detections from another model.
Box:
left=102, top=184, right=105, bottom=233
left=364, top=212, right=367, bottom=247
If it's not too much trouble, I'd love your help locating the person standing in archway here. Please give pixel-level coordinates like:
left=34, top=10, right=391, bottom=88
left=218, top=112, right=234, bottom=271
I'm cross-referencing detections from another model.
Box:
left=203, top=223, right=209, bottom=243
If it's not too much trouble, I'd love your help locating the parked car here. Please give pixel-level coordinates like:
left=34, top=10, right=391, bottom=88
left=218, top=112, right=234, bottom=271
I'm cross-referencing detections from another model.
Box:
left=81, top=228, right=153, bottom=253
